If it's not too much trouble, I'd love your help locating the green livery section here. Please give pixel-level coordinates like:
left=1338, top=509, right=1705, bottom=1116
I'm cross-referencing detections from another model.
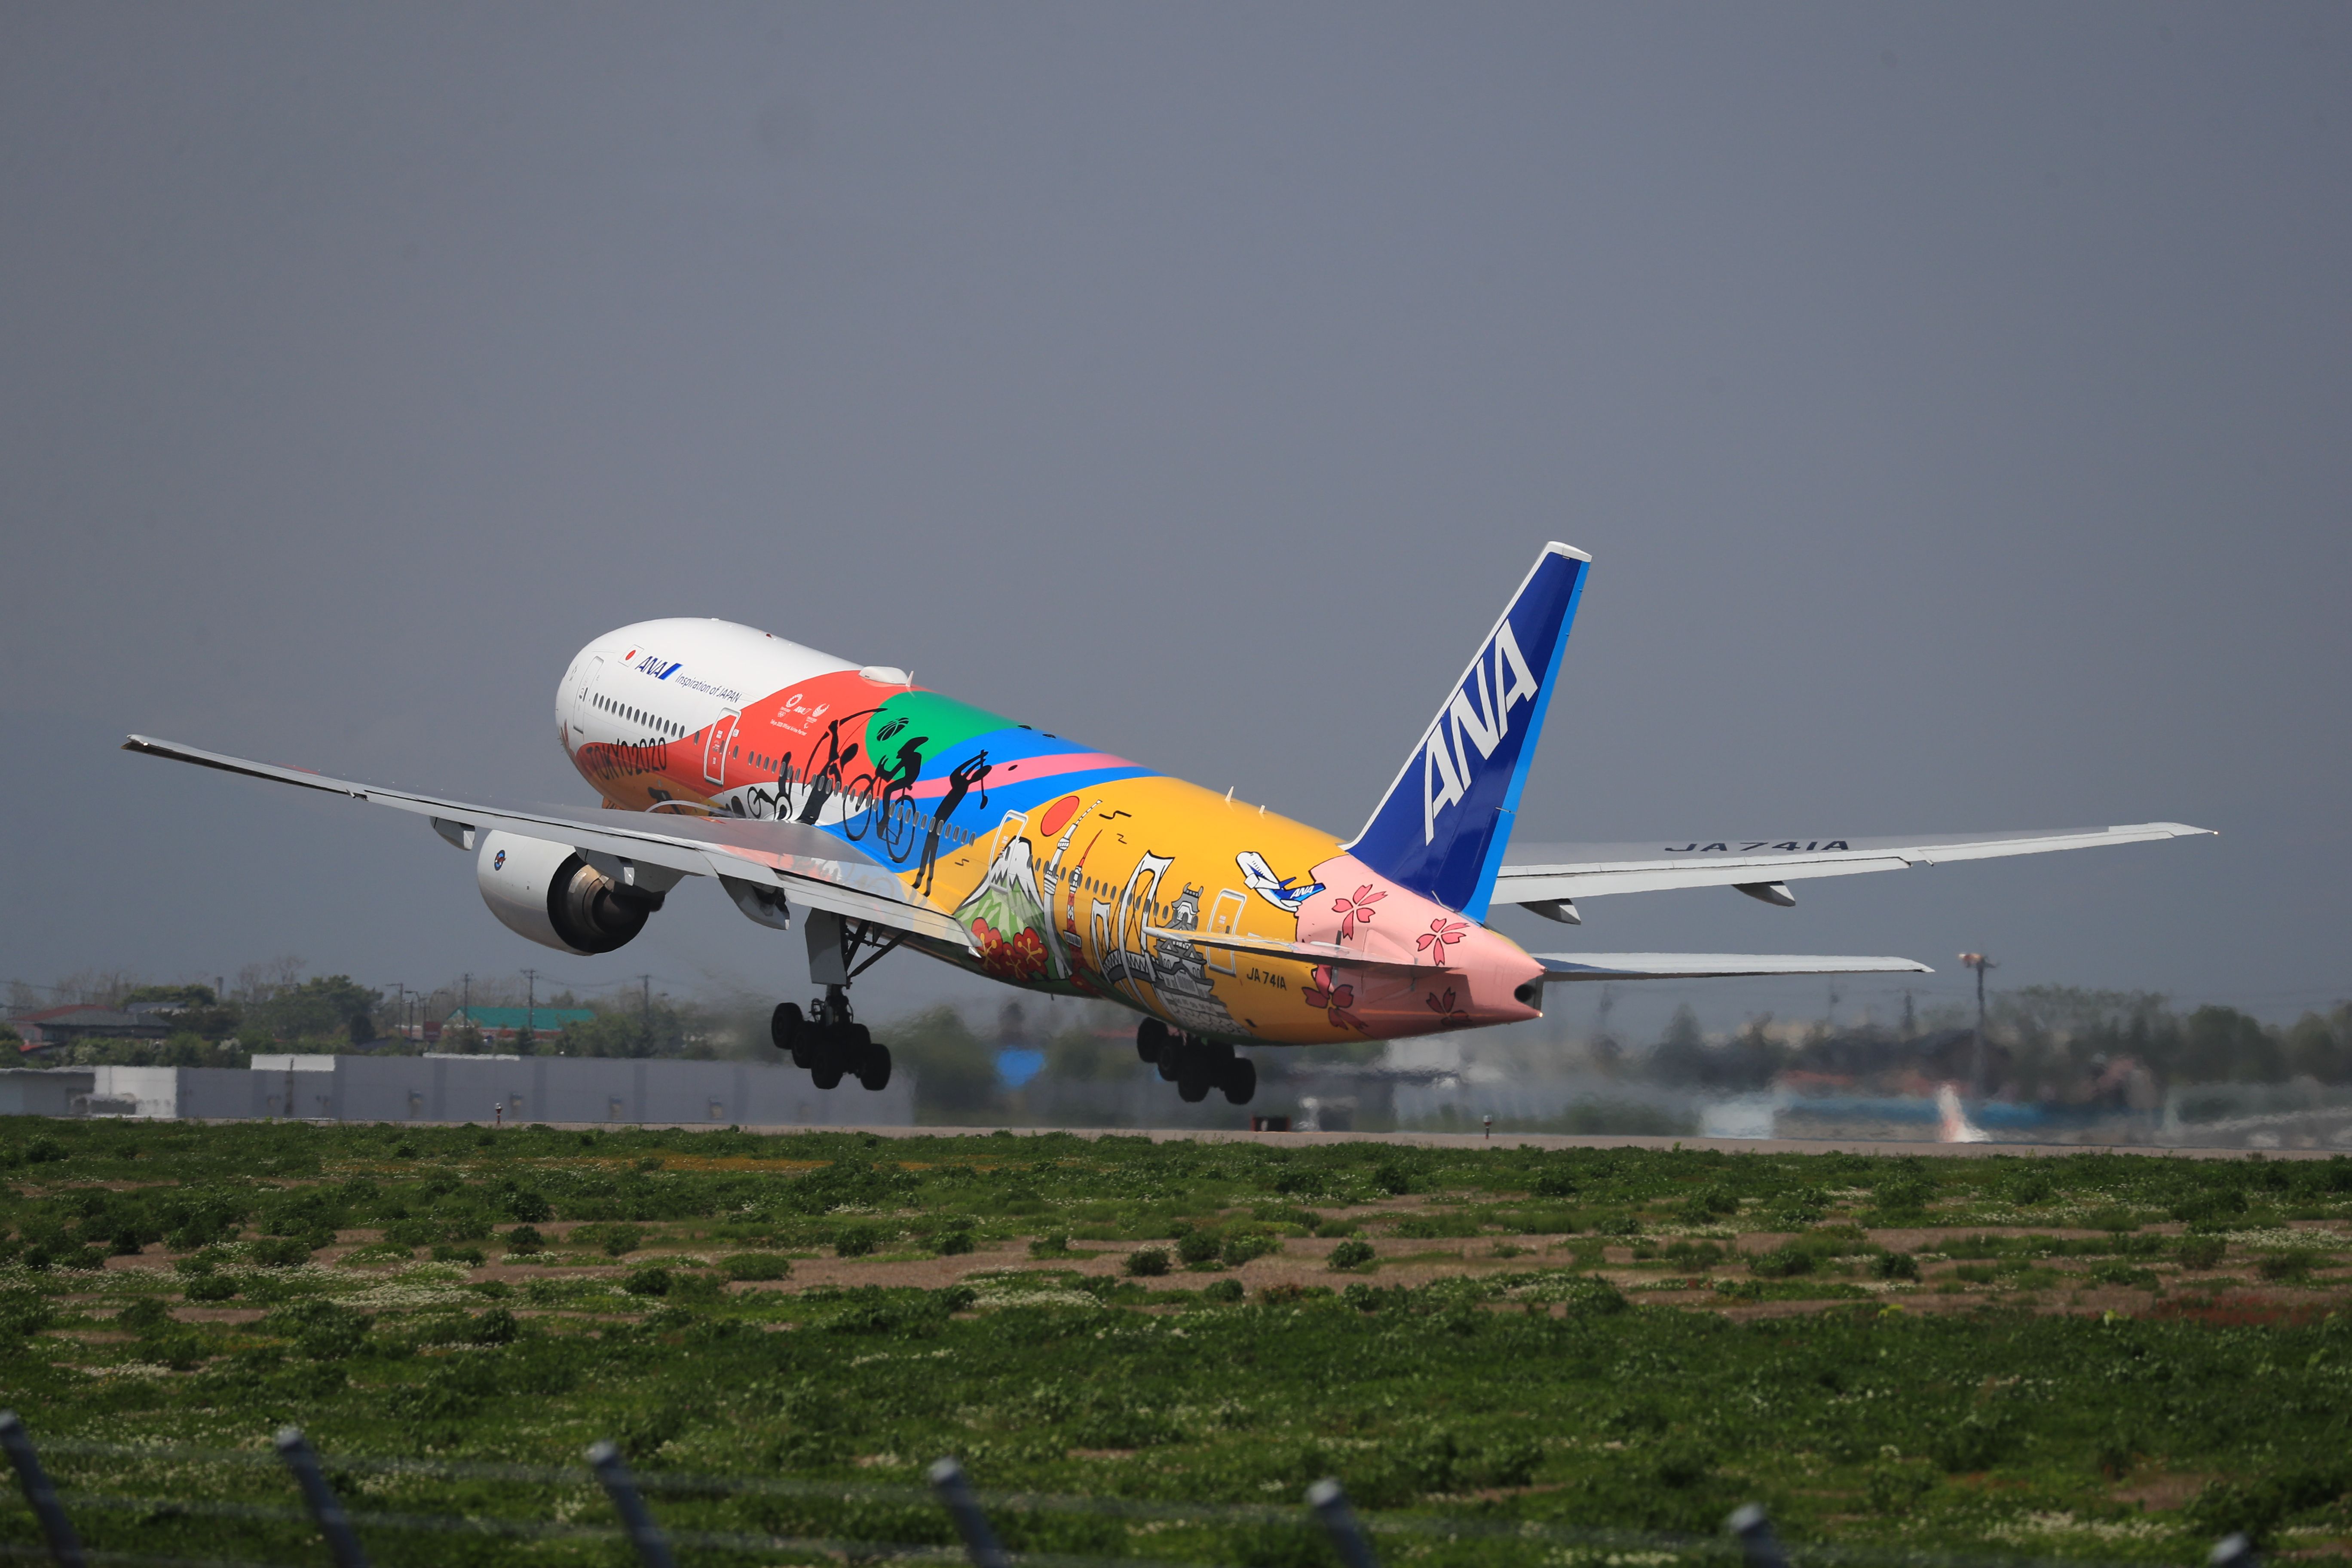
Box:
left=869, top=690, right=1020, bottom=763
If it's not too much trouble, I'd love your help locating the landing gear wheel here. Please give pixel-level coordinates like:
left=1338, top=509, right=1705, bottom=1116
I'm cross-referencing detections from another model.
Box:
left=1157, top=1046, right=1183, bottom=1082
left=1220, top=1057, right=1256, bottom=1106
left=857, top=1042, right=894, bottom=1092
left=810, top=1034, right=845, bottom=1091
left=1136, top=1018, right=1168, bottom=1064
left=809, top=1021, right=864, bottom=1090
left=1176, top=1063, right=1212, bottom=1103
left=770, top=1002, right=804, bottom=1055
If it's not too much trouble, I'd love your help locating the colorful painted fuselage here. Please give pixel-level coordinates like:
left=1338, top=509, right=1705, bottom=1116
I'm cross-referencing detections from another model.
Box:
left=558, top=620, right=1543, bottom=1047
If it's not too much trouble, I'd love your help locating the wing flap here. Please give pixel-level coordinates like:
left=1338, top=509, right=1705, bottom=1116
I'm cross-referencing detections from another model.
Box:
left=123, top=734, right=974, bottom=949
left=1498, top=823, right=2211, bottom=903
left=1534, top=952, right=1932, bottom=980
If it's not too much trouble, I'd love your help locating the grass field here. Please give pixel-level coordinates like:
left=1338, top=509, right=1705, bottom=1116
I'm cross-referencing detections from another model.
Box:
left=2, top=1119, right=2350, bottom=1565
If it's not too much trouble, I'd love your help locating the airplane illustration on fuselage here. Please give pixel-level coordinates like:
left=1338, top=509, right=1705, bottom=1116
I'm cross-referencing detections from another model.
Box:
left=125, top=544, right=2211, bottom=1106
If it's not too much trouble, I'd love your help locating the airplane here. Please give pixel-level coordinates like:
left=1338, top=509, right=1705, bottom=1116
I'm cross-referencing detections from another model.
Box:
left=125, top=543, right=2211, bottom=1106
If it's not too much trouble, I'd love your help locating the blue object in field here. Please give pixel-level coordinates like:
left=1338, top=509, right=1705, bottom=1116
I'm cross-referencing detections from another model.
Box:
left=1781, top=1094, right=2055, bottom=1128
left=995, top=1048, right=1045, bottom=1088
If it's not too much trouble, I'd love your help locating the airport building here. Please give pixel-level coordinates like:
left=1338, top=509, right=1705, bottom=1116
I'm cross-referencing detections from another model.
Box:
left=0, top=1054, right=909, bottom=1127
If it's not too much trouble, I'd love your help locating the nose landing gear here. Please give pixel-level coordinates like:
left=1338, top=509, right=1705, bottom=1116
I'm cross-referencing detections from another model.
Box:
left=1135, top=1019, right=1256, bottom=1106
left=772, top=985, right=893, bottom=1092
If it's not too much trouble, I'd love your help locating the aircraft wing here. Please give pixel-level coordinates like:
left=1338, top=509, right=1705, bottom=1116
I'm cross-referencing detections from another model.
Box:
left=1533, top=952, right=1932, bottom=981
left=121, top=735, right=976, bottom=949
left=1496, top=823, right=2211, bottom=907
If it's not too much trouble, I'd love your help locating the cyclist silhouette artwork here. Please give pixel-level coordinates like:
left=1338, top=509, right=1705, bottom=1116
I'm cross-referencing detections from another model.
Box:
left=768, top=707, right=990, bottom=897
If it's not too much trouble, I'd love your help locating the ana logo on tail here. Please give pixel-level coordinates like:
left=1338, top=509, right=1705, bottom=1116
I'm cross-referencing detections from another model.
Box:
left=1422, top=618, right=1542, bottom=844
left=1347, top=542, right=1589, bottom=919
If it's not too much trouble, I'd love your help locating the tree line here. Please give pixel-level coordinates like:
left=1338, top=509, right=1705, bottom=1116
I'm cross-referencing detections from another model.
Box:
left=2, top=967, right=774, bottom=1066
left=1633, top=986, right=2352, bottom=1098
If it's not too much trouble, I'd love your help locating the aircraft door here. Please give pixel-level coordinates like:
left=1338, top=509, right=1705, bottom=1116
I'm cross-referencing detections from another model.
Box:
left=1204, top=889, right=1247, bottom=975
left=703, top=711, right=740, bottom=787
left=569, top=657, right=604, bottom=738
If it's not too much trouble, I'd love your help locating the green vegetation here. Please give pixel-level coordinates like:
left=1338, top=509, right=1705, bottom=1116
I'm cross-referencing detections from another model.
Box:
left=1, top=1120, right=2351, bottom=1563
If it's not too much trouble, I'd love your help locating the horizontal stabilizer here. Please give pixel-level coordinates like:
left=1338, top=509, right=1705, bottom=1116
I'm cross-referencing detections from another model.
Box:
left=1533, top=952, right=1932, bottom=981
left=1499, top=823, right=2211, bottom=905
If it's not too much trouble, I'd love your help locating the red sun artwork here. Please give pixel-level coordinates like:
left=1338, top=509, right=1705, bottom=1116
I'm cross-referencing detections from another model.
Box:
left=1039, top=794, right=1081, bottom=838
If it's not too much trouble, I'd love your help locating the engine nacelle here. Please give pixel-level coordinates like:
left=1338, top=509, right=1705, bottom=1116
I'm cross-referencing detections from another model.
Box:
left=477, top=830, right=665, bottom=956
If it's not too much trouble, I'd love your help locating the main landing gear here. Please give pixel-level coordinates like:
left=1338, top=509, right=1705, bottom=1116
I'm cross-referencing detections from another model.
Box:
left=1135, top=1018, right=1256, bottom=1106
left=772, top=985, right=893, bottom=1092
left=776, top=910, right=898, bottom=1092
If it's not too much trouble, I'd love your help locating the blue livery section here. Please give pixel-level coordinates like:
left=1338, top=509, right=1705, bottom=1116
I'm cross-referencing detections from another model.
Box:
left=1346, top=543, right=1589, bottom=919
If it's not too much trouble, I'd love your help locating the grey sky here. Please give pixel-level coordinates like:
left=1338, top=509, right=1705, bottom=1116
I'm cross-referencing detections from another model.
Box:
left=3, top=5, right=2346, bottom=1038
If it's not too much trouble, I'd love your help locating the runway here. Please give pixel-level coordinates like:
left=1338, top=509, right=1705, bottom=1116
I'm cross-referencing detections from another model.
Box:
left=436, top=1122, right=2337, bottom=1160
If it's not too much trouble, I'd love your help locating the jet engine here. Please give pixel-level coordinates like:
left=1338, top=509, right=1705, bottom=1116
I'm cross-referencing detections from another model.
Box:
left=476, top=830, right=668, bottom=956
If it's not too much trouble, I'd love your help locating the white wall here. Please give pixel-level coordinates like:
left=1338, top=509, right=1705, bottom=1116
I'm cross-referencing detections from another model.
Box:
left=88, top=1066, right=184, bottom=1118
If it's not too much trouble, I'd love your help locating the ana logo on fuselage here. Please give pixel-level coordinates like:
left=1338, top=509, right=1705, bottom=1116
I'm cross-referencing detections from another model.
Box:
left=1421, top=619, right=1540, bottom=844
left=625, top=650, right=682, bottom=680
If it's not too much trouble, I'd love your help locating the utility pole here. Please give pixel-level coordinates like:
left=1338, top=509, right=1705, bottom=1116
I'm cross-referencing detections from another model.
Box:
left=522, top=969, right=537, bottom=1052
left=1959, top=953, right=1996, bottom=1100
left=639, top=974, right=652, bottom=1047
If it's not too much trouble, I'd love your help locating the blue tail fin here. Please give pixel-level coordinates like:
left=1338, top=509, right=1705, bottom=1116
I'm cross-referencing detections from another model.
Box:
left=1345, top=543, right=1590, bottom=919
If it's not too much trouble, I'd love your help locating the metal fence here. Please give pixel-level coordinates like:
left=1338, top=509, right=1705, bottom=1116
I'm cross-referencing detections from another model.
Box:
left=0, top=1411, right=2263, bottom=1568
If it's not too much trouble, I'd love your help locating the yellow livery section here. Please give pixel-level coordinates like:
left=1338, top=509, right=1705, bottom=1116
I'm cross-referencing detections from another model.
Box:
left=899, top=775, right=1357, bottom=1045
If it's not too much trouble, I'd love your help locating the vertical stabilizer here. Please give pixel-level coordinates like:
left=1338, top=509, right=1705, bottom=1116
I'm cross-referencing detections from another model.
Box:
left=1345, top=543, right=1589, bottom=919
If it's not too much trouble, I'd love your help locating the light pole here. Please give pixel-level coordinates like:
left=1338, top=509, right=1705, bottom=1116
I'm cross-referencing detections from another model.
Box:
left=1958, top=953, right=1996, bottom=1100
left=522, top=968, right=537, bottom=1053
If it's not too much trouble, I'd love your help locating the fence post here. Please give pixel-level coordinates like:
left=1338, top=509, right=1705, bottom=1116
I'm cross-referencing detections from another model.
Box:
left=273, top=1427, right=370, bottom=1568
left=0, top=1411, right=86, bottom=1568
left=928, top=1457, right=1011, bottom=1568
left=1727, top=1503, right=1791, bottom=1568
left=588, top=1439, right=677, bottom=1568
left=2210, top=1534, right=2260, bottom=1568
left=1306, top=1478, right=1380, bottom=1568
